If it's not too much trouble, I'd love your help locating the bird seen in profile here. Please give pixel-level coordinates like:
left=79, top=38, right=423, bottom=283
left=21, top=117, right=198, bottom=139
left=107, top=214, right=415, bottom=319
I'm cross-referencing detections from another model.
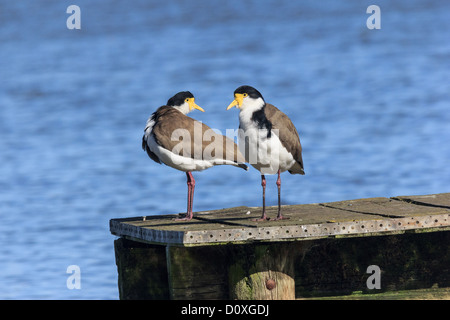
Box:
left=143, top=91, right=248, bottom=221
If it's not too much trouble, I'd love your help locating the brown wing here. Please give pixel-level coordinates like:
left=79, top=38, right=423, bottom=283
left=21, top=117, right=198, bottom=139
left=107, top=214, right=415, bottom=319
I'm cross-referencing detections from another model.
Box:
left=152, top=106, right=246, bottom=164
left=265, top=104, right=305, bottom=174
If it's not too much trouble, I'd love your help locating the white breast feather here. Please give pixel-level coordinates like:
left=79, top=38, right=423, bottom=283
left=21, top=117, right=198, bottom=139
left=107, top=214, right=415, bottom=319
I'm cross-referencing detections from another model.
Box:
left=238, top=109, right=295, bottom=175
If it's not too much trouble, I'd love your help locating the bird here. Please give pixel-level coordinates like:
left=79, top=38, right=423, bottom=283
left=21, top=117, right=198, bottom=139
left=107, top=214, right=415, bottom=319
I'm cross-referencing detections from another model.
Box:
left=142, top=91, right=248, bottom=221
left=226, top=85, right=304, bottom=221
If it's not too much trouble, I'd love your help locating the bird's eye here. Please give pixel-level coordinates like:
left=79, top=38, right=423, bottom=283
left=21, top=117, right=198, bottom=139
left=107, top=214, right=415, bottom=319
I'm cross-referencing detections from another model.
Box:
left=185, top=98, right=190, bottom=102
left=243, top=93, right=248, bottom=97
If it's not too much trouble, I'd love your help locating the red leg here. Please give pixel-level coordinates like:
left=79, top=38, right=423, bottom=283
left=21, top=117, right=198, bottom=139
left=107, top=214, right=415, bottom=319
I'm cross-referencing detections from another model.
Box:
left=253, top=175, right=269, bottom=221
left=175, top=172, right=195, bottom=221
left=188, top=172, right=195, bottom=217
left=273, top=170, right=289, bottom=220
left=187, top=172, right=192, bottom=215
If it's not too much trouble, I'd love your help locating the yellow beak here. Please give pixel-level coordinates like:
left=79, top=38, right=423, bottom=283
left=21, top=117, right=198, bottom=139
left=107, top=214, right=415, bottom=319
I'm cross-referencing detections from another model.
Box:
left=188, top=98, right=205, bottom=112
left=226, top=93, right=244, bottom=110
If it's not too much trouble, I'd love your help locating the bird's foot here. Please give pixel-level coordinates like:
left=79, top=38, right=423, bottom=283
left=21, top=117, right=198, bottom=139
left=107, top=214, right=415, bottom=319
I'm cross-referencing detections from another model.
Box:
left=174, top=214, right=193, bottom=221
left=272, top=214, right=290, bottom=221
left=253, top=213, right=269, bottom=222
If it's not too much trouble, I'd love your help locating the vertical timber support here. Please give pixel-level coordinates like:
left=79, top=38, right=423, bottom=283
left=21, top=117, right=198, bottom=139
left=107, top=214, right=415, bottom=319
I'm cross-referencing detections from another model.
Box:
left=228, top=242, right=302, bottom=300
left=165, top=245, right=229, bottom=299
left=114, top=238, right=169, bottom=300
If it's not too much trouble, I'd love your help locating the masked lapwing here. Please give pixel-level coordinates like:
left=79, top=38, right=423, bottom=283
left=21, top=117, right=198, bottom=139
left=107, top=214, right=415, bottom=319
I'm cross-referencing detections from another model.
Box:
left=143, top=91, right=248, bottom=221
left=226, top=85, right=304, bottom=221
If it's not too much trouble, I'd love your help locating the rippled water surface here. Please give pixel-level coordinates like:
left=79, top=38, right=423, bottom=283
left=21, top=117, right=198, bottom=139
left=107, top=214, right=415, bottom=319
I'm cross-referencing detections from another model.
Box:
left=0, top=0, right=449, bottom=299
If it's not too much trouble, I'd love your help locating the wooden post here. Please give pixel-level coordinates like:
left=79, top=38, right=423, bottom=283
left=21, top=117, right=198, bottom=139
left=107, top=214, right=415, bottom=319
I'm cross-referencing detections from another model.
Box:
left=228, top=242, right=301, bottom=300
left=114, top=238, right=169, bottom=300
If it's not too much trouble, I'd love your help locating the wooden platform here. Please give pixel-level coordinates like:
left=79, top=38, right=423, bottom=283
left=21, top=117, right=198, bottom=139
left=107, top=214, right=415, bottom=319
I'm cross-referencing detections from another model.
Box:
left=110, top=193, right=450, bottom=300
left=110, top=193, right=450, bottom=246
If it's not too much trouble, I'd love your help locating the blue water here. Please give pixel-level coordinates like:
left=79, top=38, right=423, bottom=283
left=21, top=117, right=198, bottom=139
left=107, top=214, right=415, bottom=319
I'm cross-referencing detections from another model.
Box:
left=0, top=0, right=449, bottom=299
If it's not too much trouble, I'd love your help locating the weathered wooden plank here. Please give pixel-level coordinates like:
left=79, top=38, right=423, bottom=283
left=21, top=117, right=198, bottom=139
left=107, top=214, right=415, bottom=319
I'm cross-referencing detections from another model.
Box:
left=110, top=202, right=450, bottom=246
left=179, top=215, right=449, bottom=246
left=322, top=197, right=448, bottom=218
left=393, top=193, right=450, bottom=208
